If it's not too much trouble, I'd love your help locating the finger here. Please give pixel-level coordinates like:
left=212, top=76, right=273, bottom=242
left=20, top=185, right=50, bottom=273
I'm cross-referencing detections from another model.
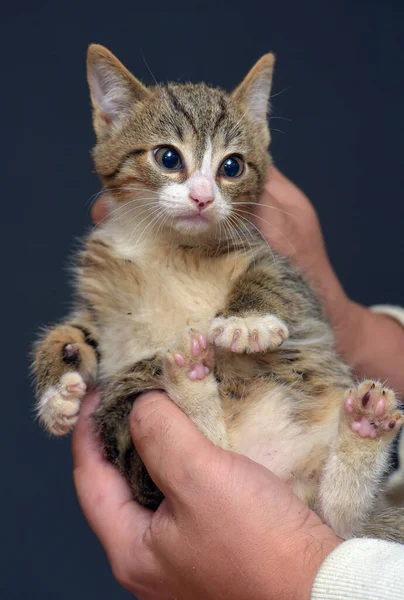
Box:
left=268, top=165, right=290, bottom=184
left=72, top=391, right=152, bottom=552
left=130, top=392, right=215, bottom=500
left=91, top=196, right=109, bottom=225
left=266, top=166, right=309, bottom=207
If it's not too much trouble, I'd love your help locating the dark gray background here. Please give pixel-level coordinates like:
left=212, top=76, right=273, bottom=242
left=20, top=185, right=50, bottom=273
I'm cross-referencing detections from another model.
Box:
left=3, top=0, right=404, bottom=598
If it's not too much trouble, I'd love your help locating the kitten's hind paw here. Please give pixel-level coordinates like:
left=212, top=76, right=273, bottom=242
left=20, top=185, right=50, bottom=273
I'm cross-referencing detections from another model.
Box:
left=37, top=372, right=86, bottom=436
left=344, top=381, right=403, bottom=440
left=209, top=314, right=288, bottom=354
left=165, top=329, right=215, bottom=384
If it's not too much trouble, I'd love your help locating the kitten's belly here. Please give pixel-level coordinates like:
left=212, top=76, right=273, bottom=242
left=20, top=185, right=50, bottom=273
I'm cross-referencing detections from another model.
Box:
left=229, top=385, right=335, bottom=498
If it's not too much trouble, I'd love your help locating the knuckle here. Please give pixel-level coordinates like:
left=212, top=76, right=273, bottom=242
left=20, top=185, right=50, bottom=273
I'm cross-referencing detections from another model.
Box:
left=130, top=396, right=172, bottom=442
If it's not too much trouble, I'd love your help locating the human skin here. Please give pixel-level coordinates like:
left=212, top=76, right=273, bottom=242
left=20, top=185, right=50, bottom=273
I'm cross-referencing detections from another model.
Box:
left=92, top=166, right=404, bottom=393
left=73, top=391, right=341, bottom=600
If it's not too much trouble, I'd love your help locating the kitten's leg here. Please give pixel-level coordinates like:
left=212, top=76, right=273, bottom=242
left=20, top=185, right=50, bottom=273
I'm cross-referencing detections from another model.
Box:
left=94, top=331, right=226, bottom=510
left=93, top=356, right=164, bottom=510
left=209, top=267, right=289, bottom=353
left=33, top=320, right=99, bottom=435
left=163, top=328, right=228, bottom=448
left=318, top=381, right=403, bottom=539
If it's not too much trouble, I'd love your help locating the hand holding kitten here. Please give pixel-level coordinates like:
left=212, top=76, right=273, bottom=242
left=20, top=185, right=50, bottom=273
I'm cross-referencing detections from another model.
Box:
left=73, top=390, right=340, bottom=600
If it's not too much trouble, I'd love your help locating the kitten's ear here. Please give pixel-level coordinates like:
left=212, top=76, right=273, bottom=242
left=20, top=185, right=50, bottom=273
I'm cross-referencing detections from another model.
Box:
left=231, top=54, right=275, bottom=128
left=87, top=44, right=150, bottom=138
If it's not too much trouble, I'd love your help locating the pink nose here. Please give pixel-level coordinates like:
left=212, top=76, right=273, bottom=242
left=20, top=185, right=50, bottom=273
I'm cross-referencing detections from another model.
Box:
left=190, top=192, right=214, bottom=211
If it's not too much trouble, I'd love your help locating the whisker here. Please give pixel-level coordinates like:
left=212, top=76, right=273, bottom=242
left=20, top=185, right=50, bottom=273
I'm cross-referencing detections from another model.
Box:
left=270, top=85, right=292, bottom=99
left=227, top=214, right=246, bottom=253
left=232, top=213, right=277, bottom=266
left=269, top=116, right=292, bottom=122
left=230, top=216, right=257, bottom=264
left=94, top=199, right=161, bottom=229
left=236, top=201, right=296, bottom=219
left=132, top=206, right=164, bottom=245
left=232, top=208, right=296, bottom=254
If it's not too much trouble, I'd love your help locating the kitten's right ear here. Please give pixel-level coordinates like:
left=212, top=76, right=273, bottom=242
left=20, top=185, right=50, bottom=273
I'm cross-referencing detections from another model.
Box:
left=87, top=44, right=150, bottom=139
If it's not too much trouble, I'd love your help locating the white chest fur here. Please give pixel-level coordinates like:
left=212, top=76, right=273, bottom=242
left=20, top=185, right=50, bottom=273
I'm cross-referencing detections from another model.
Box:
left=91, top=230, right=250, bottom=377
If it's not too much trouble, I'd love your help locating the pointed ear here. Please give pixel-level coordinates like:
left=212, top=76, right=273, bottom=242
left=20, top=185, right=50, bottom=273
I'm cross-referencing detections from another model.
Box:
left=87, top=44, right=150, bottom=138
left=231, top=54, right=275, bottom=127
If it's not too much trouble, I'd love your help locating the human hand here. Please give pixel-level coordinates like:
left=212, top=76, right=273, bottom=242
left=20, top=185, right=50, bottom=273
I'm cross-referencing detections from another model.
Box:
left=73, top=390, right=340, bottom=600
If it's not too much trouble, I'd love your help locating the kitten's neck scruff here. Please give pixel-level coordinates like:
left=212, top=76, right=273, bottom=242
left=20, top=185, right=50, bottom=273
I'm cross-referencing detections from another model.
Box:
left=87, top=45, right=275, bottom=251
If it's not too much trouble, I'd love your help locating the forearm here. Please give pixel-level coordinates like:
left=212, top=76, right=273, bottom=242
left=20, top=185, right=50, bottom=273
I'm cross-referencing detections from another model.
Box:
left=337, top=301, right=404, bottom=396
left=306, top=254, right=404, bottom=396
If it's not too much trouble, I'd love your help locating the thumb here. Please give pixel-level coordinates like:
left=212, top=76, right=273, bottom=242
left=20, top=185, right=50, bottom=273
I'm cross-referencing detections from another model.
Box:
left=130, top=392, right=215, bottom=501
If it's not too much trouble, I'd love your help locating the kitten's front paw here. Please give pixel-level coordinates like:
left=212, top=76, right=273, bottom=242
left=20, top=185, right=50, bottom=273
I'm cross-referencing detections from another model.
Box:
left=209, top=315, right=288, bottom=353
left=37, top=372, right=87, bottom=436
left=344, top=381, right=403, bottom=440
left=165, top=328, right=215, bottom=384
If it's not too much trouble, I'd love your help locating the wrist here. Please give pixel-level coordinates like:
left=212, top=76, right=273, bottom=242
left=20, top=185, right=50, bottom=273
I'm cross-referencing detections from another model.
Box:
left=256, top=521, right=341, bottom=600
left=281, top=526, right=342, bottom=600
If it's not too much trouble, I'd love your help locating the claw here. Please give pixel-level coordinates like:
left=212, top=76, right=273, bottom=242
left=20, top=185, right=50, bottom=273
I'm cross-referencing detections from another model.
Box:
left=230, top=329, right=241, bottom=352
left=362, top=391, right=371, bottom=407
left=66, top=382, right=87, bottom=394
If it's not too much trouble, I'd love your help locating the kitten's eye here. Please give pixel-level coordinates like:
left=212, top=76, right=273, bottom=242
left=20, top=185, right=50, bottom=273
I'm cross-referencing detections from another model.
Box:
left=154, top=146, right=183, bottom=171
left=218, top=155, right=245, bottom=178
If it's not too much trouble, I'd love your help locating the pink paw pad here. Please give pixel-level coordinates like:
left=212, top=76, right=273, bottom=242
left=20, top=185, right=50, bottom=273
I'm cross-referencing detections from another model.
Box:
left=174, top=353, right=185, bottom=367
left=167, top=330, right=213, bottom=383
left=351, top=418, right=377, bottom=439
left=345, top=383, right=402, bottom=439
left=189, top=364, right=210, bottom=380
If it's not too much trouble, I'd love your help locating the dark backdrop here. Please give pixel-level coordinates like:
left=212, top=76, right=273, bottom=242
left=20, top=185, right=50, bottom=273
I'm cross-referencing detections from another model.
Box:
left=2, top=1, right=404, bottom=598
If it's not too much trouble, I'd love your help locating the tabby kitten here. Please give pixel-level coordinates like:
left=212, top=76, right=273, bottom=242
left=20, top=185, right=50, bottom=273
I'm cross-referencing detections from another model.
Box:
left=33, top=44, right=404, bottom=541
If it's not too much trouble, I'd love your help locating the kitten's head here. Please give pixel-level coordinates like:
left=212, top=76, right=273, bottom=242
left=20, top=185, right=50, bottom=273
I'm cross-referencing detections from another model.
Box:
left=87, top=44, right=274, bottom=246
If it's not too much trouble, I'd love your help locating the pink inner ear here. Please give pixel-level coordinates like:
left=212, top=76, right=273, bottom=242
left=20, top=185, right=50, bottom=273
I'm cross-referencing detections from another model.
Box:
left=100, top=112, right=111, bottom=124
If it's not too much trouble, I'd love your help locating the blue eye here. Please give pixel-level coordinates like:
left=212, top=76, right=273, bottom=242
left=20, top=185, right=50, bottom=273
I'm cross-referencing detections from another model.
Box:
left=218, top=155, right=245, bottom=178
left=154, top=146, right=183, bottom=171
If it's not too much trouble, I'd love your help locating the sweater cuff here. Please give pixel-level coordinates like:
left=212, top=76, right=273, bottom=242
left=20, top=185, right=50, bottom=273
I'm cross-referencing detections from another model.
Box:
left=370, top=304, right=404, bottom=328
left=311, top=538, right=404, bottom=600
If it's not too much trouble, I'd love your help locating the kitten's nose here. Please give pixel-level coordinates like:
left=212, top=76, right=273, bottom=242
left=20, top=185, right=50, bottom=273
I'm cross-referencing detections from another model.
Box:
left=190, top=191, right=215, bottom=211
left=189, top=178, right=215, bottom=211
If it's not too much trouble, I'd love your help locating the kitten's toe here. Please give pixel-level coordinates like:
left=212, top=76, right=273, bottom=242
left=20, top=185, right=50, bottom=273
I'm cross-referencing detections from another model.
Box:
left=165, top=328, right=214, bottom=383
left=37, top=372, right=86, bottom=435
left=209, top=315, right=288, bottom=353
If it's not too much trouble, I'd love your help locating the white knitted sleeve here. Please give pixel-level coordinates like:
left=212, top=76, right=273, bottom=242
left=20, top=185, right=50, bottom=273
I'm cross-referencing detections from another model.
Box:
left=370, top=304, right=404, bottom=328
left=311, top=538, right=404, bottom=600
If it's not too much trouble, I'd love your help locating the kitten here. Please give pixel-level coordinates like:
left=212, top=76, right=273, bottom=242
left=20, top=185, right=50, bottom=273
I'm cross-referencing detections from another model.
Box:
left=33, top=44, right=404, bottom=541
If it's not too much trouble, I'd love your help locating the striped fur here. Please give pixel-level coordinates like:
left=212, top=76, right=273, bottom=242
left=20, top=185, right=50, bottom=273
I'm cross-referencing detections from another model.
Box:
left=32, top=45, right=404, bottom=540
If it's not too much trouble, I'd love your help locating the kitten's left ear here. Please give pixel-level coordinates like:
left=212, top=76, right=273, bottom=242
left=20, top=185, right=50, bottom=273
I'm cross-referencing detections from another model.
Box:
left=87, top=44, right=151, bottom=139
left=231, top=54, right=275, bottom=128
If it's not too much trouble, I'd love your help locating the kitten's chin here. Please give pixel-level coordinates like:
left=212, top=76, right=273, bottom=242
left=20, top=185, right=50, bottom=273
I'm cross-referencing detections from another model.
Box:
left=163, top=213, right=220, bottom=246
left=170, top=214, right=215, bottom=235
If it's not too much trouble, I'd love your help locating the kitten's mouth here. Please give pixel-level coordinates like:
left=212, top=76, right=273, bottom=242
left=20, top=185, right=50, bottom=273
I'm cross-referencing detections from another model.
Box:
left=175, top=212, right=210, bottom=228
